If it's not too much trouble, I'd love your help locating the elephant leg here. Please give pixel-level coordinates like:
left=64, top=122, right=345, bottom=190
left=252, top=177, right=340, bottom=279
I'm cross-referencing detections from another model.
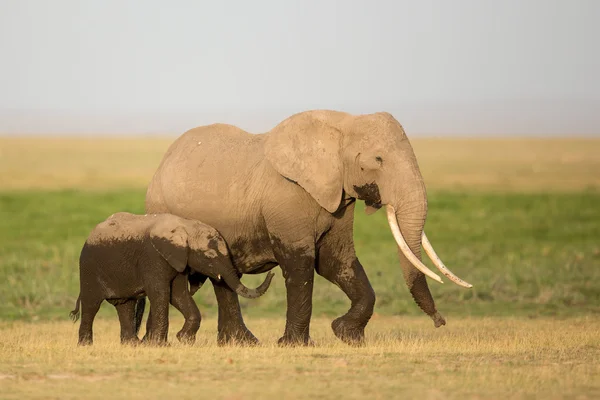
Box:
left=271, top=240, right=316, bottom=346
left=78, top=297, right=103, bottom=346
left=316, top=203, right=376, bottom=346
left=114, top=299, right=140, bottom=345
left=316, top=256, right=375, bottom=346
left=170, top=274, right=201, bottom=345
left=211, top=278, right=258, bottom=346
left=144, top=288, right=170, bottom=346
left=142, top=307, right=153, bottom=342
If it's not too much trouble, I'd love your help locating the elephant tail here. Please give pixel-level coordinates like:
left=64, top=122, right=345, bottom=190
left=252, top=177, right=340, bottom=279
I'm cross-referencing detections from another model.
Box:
left=69, top=295, right=81, bottom=323
left=133, top=297, right=146, bottom=336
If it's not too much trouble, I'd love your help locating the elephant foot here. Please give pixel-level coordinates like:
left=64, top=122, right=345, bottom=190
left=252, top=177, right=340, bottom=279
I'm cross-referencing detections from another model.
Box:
left=77, top=339, right=93, bottom=346
left=217, top=326, right=259, bottom=347
left=331, top=317, right=365, bottom=346
left=176, top=330, right=196, bottom=345
left=431, top=312, right=446, bottom=328
left=277, top=335, right=314, bottom=347
left=142, top=340, right=171, bottom=347
left=120, top=337, right=141, bottom=346
left=140, top=335, right=170, bottom=347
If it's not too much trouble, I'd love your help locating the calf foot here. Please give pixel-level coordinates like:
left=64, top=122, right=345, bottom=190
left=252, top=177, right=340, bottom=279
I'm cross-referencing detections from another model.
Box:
left=332, top=316, right=365, bottom=346
left=140, top=335, right=170, bottom=347
left=176, top=330, right=196, bottom=345
left=141, top=340, right=170, bottom=347
left=120, top=337, right=141, bottom=346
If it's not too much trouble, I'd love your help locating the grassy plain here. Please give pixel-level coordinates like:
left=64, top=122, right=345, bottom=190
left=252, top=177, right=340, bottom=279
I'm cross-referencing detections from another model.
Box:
left=1, top=189, right=599, bottom=321
left=1, top=136, right=599, bottom=191
left=1, top=316, right=598, bottom=399
left=0, top=136, right=599, bottom=399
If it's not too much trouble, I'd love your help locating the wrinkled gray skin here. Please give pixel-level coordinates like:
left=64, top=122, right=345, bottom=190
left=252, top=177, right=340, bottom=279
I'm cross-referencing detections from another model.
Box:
left=70, top=212, right=274, bottom=346
left=146, top=110, right=444, bottom=346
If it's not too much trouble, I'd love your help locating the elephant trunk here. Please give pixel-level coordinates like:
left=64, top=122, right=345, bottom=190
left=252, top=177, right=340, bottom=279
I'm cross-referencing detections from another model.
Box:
left=386, top=187, right=446, bottom=328
left=220, top=270, right=275, bottom=299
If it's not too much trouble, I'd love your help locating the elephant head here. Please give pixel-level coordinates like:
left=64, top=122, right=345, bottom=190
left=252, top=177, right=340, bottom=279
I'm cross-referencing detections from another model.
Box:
left=149, top=219, right=274, bottom=299
left=264, top=110, right=471, bottom=326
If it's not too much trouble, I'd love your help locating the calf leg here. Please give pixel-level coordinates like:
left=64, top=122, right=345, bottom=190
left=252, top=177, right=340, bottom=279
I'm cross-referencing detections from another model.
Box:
left=170, top=274, right=201, bottom=344
left=144, top=287, right=170, bottom=346
left=113, top=299, right=140, bottom=345
left=78, top=297, right=103, bottom=346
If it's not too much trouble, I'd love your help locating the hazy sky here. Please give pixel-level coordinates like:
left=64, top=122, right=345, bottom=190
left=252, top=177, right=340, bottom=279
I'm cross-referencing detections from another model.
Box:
left=1, top=0, right=598, bottom=135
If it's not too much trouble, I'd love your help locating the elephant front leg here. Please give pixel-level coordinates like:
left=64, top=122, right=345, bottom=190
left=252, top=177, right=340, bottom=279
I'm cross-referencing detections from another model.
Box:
left=316, top=208, right=376, bottom=346
left=316, top=257, right=375, bottom=346
left=170, top=274, right=201, bottom=345
left=211, top=278, right=259, bottom=346
left=144, top=288, right=170, bottom=346
left=273, top=243, right=316, bottom=346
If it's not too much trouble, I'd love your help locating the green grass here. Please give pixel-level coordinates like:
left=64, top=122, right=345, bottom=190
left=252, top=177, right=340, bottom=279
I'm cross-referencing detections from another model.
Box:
left=1, top=189, right=598, bottom=322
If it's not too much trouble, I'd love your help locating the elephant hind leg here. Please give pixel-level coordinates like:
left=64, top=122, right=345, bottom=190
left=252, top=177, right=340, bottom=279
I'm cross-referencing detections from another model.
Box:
left=143, top=285, right=171, bottom=346
left=78, top=297, right=103, bottom=346
left=112, top=299, right=140, bottom=345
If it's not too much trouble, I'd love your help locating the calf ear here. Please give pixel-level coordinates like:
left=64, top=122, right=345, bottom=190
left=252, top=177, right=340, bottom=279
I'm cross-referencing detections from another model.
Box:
left=150, top=223, right=189, bottom=272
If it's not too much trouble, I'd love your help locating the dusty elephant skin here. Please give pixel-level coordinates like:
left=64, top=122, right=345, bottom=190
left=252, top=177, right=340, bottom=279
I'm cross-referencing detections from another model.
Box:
left=70, top=212, right=274, bottom=346
left=145, top=110, right=471, bottom=346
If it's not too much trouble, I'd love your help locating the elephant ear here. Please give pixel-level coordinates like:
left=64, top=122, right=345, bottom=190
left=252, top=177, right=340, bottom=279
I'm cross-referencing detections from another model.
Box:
left=264, top=115, right=343, bottom=213
left=150, top=222, right=189, bottom=272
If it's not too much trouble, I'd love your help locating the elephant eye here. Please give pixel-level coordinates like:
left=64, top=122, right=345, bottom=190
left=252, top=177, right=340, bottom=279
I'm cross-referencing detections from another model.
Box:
left=375, top=156, right=383, bottom=165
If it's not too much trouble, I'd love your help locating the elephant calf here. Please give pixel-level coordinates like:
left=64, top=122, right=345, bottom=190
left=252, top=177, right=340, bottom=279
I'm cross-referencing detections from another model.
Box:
left=70, top=212, right=274, bottom=346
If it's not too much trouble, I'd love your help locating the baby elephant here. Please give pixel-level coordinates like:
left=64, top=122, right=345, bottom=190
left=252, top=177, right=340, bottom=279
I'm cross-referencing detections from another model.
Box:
left=70, top=212, right=274, bottom=346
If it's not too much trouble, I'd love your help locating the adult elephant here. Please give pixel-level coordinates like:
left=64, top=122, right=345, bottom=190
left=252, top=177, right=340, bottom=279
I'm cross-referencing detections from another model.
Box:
left=145, top=110, right=471, bottom=346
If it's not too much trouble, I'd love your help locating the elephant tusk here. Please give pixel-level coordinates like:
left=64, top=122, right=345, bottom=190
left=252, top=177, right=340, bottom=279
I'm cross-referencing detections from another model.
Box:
left=386, top=205, right=443, bottom=284
left=421, top=232, right=473, bottom=288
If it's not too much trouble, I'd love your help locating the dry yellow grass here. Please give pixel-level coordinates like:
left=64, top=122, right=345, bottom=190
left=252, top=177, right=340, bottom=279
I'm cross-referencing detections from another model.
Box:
left=1, top=136, right=598, bottom=191
left=0, top=137, right=173, bottom=190
left=412, top=138, right=600, bottom=192
left=0, top=316, right=599, bottom=399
